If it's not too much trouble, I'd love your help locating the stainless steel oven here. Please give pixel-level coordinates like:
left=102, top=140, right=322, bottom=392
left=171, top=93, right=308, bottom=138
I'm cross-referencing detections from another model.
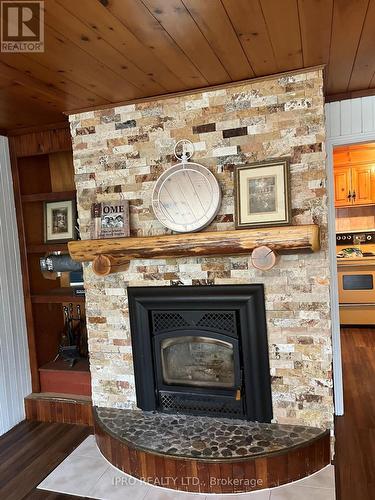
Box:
left=337, top=262, right=375, bottom=324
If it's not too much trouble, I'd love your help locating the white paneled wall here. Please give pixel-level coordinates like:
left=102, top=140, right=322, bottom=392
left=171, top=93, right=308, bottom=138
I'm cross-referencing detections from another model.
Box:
left=325, top=96, right=375, bottom=139
left=0, top=136, right=31, bottom=436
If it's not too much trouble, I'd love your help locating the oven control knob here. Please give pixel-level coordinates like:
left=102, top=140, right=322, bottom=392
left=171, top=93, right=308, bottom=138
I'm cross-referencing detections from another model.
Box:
left=342, top=236, right=346, bottom=240
left=367, top=235, right=372, bottom=240
left=347, top=235, right=352, bottom=240
left=337, top=236, right=341, bottom=241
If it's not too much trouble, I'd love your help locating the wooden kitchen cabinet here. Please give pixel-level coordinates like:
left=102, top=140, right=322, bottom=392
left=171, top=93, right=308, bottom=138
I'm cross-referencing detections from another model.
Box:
left=333, top=144, right=375, bottom=207
left=334, top=166, right=352, bottom=206
left=334, top=164, right=375, bottom=207
left=351, top=165, right=375, bottom=205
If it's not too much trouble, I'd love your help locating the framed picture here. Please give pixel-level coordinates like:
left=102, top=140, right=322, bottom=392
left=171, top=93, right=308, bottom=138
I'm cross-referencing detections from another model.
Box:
left=234, top=158, right=291, bottom=229
left=44, top=199, right=77, bottom=243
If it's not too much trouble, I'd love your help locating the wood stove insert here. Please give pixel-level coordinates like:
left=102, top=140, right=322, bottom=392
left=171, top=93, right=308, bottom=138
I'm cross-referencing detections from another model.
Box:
left=128, top=284, right=272, bottom=422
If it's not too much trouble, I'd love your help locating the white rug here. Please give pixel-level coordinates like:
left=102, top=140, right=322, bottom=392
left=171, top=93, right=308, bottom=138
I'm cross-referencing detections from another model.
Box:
left=37, top=436, right=335, bottom=499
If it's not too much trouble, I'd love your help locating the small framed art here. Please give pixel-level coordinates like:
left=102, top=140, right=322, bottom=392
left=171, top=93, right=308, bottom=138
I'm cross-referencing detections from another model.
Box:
left=44, top=199, right=76, bottom=243
left=234, top=158, right=291, bottom=229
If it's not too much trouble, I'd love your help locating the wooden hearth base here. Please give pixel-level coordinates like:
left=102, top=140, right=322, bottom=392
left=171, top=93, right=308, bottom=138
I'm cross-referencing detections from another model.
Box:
left=25, top=393, right=93, bottom=426
left=94, top=408, right=330, bottom=494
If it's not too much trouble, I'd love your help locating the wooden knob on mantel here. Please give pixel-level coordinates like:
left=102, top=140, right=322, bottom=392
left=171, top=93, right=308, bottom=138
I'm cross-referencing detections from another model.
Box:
left=92, top=254, right=130, bottom=276
left=251, top=245, right=277, bottom=271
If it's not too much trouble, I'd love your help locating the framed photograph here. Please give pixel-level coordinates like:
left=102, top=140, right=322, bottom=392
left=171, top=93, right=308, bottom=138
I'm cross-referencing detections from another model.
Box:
left=44, top=199, right=76, bottom=243
left=234, top=158, right=291, bottom=229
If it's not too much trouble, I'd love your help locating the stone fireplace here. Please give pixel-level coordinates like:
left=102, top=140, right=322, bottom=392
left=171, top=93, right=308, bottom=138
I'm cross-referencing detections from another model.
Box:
left=69, top=67, right=334, bottom=430
left=128, top=284, right=272, bottom=421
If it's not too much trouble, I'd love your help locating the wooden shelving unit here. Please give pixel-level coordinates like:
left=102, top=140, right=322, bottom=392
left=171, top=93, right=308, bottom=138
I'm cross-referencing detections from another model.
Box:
left=21, top=190, right=76, bottom=203
left=27, top=243, right=69, bottom=254
left=31, top=288, right=85, bottom=304
left=9, top=126, right=90, bottom=411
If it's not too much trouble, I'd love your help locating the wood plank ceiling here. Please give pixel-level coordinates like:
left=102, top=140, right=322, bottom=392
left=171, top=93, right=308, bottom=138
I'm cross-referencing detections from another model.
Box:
left=0, top=0, right=375, bottom=130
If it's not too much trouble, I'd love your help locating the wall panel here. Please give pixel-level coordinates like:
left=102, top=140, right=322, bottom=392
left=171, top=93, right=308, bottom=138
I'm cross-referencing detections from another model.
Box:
left=325, top=96, right=375, bottom=139
left=0, top=136, right=31, bottom=435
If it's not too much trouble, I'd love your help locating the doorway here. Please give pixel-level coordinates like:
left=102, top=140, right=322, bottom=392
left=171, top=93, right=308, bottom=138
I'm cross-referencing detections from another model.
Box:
left=334, top=143, right=375, bottom=325
left=328, top=139, right=375, bottom=500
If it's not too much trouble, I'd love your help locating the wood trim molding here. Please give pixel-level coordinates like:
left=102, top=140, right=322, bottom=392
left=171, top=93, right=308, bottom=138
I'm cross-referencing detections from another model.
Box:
left=325, top=88, right=375, bottom=103
left=68, top=225, right=320, bottom=276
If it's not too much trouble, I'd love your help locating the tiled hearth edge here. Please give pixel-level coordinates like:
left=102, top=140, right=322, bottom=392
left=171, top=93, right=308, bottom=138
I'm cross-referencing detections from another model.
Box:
left=69, top=67, right=334, bottom=430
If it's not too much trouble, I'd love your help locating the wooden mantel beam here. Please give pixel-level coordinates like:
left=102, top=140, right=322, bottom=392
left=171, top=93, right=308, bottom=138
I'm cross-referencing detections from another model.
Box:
left=68, top=225, right=320, bottom=275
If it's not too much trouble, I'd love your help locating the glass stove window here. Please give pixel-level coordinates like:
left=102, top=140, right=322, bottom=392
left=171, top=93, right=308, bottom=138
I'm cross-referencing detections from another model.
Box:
left=160, top=336, right=235, bottom=388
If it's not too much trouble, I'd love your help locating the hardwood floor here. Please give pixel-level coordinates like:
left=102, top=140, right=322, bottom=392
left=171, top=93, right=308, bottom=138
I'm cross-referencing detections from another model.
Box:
left=20, top=491, right=84, bottom=499
left=0, top=420, right=91, bottom=500
left=335, top=327, right=375, bottom=500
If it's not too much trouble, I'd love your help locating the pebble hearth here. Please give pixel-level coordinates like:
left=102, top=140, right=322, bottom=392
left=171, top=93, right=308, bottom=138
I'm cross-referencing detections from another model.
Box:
left=96, top=407, right=326, bottom=460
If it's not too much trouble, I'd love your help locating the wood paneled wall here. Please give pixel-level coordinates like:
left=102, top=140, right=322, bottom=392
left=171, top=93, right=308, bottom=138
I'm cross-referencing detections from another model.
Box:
left=8, top=125, right=72, bottom=157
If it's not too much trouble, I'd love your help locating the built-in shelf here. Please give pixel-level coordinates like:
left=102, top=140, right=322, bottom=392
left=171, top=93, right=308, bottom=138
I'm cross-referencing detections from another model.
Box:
left=21, top=190, right=76, bottom=203
left=39, top=359, right=90, bottom=373
left=31, top=288, right=85, bottom=304
left=68, top=224, right=320, bottom=276
left=39, top=359, right=91, bottom=397
left=27, top=243, right=68, bottom=254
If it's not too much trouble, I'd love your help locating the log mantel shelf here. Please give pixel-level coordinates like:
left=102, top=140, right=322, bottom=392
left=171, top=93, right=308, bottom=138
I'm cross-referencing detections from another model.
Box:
left=68, top=224, right=320, bottom=276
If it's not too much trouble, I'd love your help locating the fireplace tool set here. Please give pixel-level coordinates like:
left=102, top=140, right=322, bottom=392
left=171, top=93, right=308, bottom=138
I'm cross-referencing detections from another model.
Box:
left=39, top=252, right=88, bottom=366
left=54, top=303, right=88, bottom=367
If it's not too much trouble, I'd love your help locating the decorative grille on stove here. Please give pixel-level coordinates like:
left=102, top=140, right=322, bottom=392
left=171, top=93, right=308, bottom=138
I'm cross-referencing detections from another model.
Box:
left=159, top=392, right=242, bottom=417
left=152, top=312, right=189, bottom=333
left=152, top=310, right=237, bottom=334
left=196, top=312, right=236, bottom=334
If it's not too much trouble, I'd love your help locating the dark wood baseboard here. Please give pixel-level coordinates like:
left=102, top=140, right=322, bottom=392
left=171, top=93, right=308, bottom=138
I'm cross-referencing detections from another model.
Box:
left=94, top=413, right=330, bottom=494
left=25, top=393, right=93, bottom=427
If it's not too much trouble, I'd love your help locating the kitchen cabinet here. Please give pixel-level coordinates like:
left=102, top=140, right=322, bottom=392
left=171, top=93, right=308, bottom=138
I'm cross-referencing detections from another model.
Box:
left=334, top=166, right=352, bottom=206
left=351, top=165, right=375, bottom=205
left=334, top=164, right=375, bottom=207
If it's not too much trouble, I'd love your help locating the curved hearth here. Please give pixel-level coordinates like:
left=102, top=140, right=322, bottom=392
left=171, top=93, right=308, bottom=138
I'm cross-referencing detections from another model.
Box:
left=94, top=407, right=330, bottom=493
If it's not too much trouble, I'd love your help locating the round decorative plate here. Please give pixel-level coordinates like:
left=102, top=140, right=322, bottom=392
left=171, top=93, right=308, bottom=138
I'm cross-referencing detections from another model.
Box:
left=152, top=162, right=221, bottom=233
